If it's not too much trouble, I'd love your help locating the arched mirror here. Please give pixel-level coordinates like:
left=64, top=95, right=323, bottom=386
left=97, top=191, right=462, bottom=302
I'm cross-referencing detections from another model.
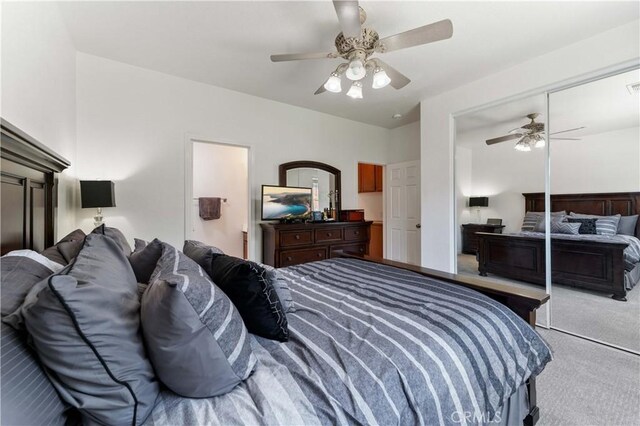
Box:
left=279, top=161, right=341, bottom=216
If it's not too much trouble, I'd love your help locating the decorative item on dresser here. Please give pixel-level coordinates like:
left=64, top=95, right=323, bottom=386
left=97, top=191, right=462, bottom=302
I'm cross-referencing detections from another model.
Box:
left=461, top=223, right=505, bottom=254
left=261, top=221, right=372, bottom=267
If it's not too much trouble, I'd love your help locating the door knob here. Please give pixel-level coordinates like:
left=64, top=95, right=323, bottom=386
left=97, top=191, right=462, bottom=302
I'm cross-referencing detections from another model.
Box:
left=416, top=224, right=421, bottom=229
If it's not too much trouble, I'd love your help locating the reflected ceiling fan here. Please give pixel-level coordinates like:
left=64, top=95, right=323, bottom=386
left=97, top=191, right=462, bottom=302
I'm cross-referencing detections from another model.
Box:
left=270, top=0, right=453, bottom=99
left=486, top=113, right=585, bottom=152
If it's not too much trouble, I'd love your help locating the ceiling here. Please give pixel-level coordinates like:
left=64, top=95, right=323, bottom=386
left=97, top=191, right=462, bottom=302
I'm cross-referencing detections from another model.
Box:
left=56, top=1, right=639, bottom=129
left=456, top=68, right=640, bottom=147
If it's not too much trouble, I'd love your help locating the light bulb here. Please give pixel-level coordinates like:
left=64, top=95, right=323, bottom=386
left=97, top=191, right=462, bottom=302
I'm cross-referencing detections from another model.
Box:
left=345, top=59, right=366, bottom=81
left=533, top=134, right=546, bottom=148
left=346, top=81, right=363, bottom=99
left=323, top=73, right=342, bottom=93
left=514, top=137, right=532, bottom=152
left=372, top=67, right=391, bottom=89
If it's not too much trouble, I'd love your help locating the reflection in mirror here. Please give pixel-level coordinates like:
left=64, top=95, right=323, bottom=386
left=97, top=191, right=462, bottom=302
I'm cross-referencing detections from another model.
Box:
left=549, top=68, right=640, bottom=352
left=454, top=94, right=549, bottom=326
left=285, top=168, right=336, bottom=211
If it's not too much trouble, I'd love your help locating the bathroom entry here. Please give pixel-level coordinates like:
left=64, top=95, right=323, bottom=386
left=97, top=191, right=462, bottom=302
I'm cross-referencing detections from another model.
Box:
left=189, top=141, right=249, bottom=258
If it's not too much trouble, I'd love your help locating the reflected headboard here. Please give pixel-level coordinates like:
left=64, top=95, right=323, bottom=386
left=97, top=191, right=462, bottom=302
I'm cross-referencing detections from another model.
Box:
left=1, top=119, right=70, bottom=254
left=523, top=192, right=640, bottom=238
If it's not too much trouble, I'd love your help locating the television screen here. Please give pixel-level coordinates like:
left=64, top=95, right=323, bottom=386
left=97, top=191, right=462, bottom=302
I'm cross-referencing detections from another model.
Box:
left=262, top=185, right=312, bottom=220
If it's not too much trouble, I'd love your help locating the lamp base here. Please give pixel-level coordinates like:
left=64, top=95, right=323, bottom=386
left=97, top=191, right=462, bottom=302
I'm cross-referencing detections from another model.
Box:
left=93, top=207, right=104, bottom=227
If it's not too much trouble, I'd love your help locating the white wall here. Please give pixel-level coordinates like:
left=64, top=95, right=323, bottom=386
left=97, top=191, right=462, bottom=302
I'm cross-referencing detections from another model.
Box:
left=75, top=53, right=392, bottom=259
left=421, top=20, right=640, bottom=272
left=1, top=2, right=77, bottom=239
left=357, top=192, right=383, bottom=221
left=388, top=121, right=420, bottom=164
left=190, top=142, right=247, bottom=258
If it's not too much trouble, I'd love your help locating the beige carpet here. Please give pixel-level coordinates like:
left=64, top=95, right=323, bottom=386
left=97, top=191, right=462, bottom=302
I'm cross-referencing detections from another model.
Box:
left=536, top=329, right=640, bottom=426
left=457, top=254, right=640, bottom=352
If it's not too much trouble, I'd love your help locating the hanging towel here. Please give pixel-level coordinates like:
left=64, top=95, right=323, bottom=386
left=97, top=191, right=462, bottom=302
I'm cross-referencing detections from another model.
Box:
left=199, top=197, right=221, bottom=220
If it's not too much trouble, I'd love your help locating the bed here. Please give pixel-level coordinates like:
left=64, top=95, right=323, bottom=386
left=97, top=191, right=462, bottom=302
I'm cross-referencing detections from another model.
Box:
left=477, top=192, right=640, bottom=301
left=1, top=119, right=552, bottom=426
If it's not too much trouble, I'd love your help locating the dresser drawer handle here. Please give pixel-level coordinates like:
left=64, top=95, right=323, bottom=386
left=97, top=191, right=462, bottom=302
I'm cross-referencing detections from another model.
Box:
left=295, top=234, right=301, bottom=240
left=286, top=256, right=293, bottom=261
left=354, top=231, right=360, bottom=235
left=359, top=248, right=364, bottom=253
left=317, top=253, right=323, bottom=258
left=326, top=232, right=332, bottom=237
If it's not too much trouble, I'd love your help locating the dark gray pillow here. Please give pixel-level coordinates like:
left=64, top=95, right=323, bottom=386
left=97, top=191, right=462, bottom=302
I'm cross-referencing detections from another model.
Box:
left=142, top=243, right=255, bottom=398
left=91, top=224, right=132, bottom=255
left=1, top=251, right=63, bottom=316
left=40, top=229, right=86, bottom=265
left=5, top=234, right=159, bottom=425
left=182, top=240, right=224, bottom=265
left=617, top=215, right=638, bottom=236
left=259, top=262, right=295, bottom=313
left=567, top=218, right=598, bottom=234
left=134, top=238, right=148, bottom=252
left=129, top=238, right=163, bottom=283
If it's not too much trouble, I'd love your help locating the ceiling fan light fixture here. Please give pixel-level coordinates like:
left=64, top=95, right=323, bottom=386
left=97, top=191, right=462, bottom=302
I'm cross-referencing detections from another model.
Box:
left=514, top=136, right=532, bottom=152
left=346, top=81, right=363, bottom=99
left=324, top=72, right=342, bottom=93
left=532, top=134, right=546, bottom=148
left=346, top=59, right=366, bottom=81
left=372, top=67, right=391, bottom=89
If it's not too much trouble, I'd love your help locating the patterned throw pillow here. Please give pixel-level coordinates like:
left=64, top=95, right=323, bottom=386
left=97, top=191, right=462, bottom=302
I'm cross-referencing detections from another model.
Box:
left=567, top=218, right=597, bottom=234
left=570, top=213, right=621, bottom=236
left=551, top=221, right=581, bottom=235
left=521, top=211, right=566, bottom=231
left=142, top=244, right=255, bottom=398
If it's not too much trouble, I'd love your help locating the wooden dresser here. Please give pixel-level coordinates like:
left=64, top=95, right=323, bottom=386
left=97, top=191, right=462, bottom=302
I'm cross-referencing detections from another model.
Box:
left=261, top=221, right=372, bottom=267
left=461, top=223, right=505, bottom=254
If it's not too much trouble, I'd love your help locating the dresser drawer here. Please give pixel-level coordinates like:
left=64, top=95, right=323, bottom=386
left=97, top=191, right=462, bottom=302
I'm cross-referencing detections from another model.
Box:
left=315, top=228, right=343, bottom=243
left=280, top=248, right=327, bottom=267
left=331, top=243, right=367, bottom=257
left=280, top=230, right=313, bottom=247
left=344, top=226, right=367, bottom=241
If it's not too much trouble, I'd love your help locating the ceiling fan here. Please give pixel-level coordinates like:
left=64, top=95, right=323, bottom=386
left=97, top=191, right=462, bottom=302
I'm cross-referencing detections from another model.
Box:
left=486, top=113, right=585, bottom=152
left=270, top=0, right=453, bottom=99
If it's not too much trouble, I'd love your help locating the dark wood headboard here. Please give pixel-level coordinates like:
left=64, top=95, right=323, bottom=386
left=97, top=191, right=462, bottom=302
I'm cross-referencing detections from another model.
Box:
left=523, top=192, right=640, bottom=238
left=1, top=119, right=70, bottom=254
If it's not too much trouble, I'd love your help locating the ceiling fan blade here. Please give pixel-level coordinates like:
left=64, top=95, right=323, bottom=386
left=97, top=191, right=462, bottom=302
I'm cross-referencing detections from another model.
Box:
left=550, top=137, right=581, bottom=140
left=270, top=52, right=337, bottom=62
left=485, top=134, right=521, bottom=145
left=333, top=0, right=361, bottom=38
left=314, top=84, right=326, bottom=95
left=378, top=19, right=453, bottom=53
left=374, top=59, right=410, bottom=89
left=549, top=126, right=585, bottom=135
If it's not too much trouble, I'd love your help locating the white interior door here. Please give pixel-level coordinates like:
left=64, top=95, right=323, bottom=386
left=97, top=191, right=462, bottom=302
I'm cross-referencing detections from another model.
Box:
left=385, top=160, right=421, bottom=265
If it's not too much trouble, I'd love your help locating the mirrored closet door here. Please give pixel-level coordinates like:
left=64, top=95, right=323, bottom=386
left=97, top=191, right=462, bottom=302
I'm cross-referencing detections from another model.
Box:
left=548, top=68, right=640, bottom=353
left=454, top=94, right=550, bottom=327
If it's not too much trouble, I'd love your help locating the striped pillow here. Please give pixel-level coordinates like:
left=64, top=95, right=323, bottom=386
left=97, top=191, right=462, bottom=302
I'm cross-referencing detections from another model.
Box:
left=570, top=213, right=621, bottom=236
left=521, top=211, right=566, bottom=232
left=142, top=244, right=255, bottom=398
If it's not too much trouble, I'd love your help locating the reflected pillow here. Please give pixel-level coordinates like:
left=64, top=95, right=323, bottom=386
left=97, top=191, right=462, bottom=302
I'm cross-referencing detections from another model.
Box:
left=567, top=218, right=597, bottom=235
left=521, top=211, right=566, bottom=232
left=569, top=213, right=621, bottom=236
left=617, top=215, right=638, bottom=236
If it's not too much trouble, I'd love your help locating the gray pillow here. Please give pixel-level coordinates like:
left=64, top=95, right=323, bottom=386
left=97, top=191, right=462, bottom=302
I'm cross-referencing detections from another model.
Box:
left=260, top=262, right=295, bottom=313
left=1, top=250, right=63, bottom=316
left=91, top=224, right=132, bottom=255
left=182, top=239, right=224, bottom=266
left=128, top=238, right=163, bottom=283
left=617, top=215, right=638, bottom=236
left=134, top=238, right=148, bottom=252
left=5, top=234, right=159, bottom=425
left=570, top=212, right=622, bottom=236
left=40, top=229, right=86, bottom=265
left=142, top=243, right=255, bottom=398
left=521, top=211, right=566, bottom=232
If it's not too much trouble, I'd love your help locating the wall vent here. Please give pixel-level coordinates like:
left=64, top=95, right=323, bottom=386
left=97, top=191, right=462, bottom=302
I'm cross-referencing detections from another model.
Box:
left=627, top=81, right=640, bottom=95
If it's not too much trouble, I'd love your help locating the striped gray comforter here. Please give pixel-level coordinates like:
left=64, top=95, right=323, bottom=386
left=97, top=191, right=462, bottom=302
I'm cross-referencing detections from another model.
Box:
left=145, top=258, right=551, bottom=426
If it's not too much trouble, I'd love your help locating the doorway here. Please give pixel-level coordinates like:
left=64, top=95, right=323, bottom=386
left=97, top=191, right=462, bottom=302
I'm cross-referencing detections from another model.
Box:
left=357, top=162, right=385, bottom=258
left=186, top=140, right=250, bottom=259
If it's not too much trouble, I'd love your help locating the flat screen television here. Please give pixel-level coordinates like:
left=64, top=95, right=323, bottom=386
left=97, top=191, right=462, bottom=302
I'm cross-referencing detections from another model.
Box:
left=261, top=185, right=312, bottom=221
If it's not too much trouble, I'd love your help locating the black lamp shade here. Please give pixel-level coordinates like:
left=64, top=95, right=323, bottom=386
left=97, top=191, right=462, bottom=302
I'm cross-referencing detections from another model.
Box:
left=80, top=181, right=116, bottom=208
left=469, top=197, right=489, bottom=208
